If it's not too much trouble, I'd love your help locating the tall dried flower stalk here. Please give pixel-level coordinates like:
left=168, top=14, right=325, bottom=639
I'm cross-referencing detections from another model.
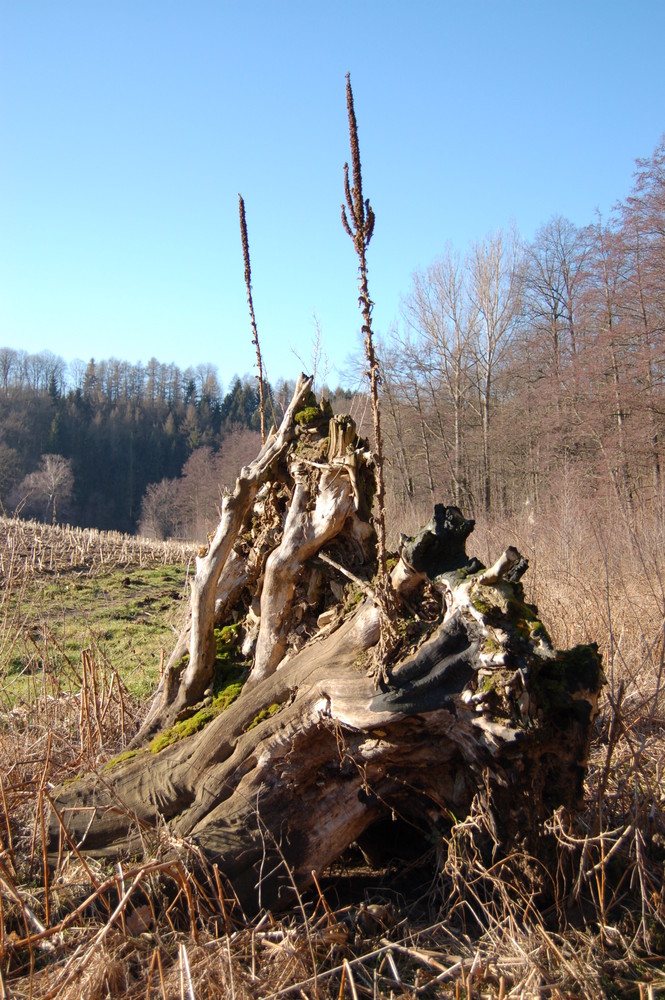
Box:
left=342, top=74, right=397, bottom=679
left=341, top=74, right=388, bottom=583
left=238, top=194, right=267, bottom=444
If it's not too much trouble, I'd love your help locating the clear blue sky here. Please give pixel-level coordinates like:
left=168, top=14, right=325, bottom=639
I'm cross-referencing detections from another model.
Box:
left=2, top=0, right=664, bottom=390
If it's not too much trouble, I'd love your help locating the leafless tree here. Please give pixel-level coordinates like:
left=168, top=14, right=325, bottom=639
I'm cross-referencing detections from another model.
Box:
left=68, top=358, right=87, bottom=393
left=522, top=216, right=589, bottom=375
left=401, top=246, right=479, bottom=507
left=468, top=227, right=524, bottom=511
left=0, top=348, right=18, bottom=394
left=617, top=143, right=665, bottom=502
left=138, top=478, right=181, bottom=540
left=12, top=454, right=74, bottom=524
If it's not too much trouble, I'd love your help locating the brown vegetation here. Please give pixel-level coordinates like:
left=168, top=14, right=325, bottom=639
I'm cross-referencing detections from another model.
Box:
left=1, top=487, right=664, bottom=996
left=0, top=515, right=197, bottom=575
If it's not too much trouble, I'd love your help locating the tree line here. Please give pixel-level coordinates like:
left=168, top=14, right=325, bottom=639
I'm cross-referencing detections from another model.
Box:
left=3, top=133, right=664, bottom=538
left=379, top=135, right=665, bottom=529
left=0, top=354, right=307, bottom=534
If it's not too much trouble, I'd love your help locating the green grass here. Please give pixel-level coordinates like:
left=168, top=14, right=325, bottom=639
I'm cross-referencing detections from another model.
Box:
left=1, top=563, right=190, bottom=705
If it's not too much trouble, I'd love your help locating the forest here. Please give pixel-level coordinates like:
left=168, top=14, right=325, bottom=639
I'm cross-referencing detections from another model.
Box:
left=2, top=134, right=664, bottom=547
left=0, top=358, right=295, bottom=535
left=379, top=135, right=665, bottom=535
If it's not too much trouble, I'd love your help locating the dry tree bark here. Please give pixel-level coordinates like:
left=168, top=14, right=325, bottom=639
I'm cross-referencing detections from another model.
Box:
left=48, top=379, right=603, bottom=915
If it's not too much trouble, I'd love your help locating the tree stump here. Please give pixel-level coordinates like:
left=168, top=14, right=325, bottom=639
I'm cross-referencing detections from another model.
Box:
left=48, top=380, right=604, bottom=914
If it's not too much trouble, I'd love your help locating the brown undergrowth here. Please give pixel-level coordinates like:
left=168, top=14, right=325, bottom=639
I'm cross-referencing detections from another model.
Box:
left=1, top=513, right=664, bottom=998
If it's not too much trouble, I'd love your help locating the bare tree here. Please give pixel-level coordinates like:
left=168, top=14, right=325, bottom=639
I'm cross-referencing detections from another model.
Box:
left=139, top=478, right=181, bottom=540
left=468, top=228, right=523, bottom=511
left=0, top=444, right=21, bottom=505
left=195, top=363, right=222, bottom=405
left=523, top=216, right=589, bottom=376
left=214, top=427, right=262, bottom=490
left=0, top=348, right=20, bottom=395
left=174, top=447, right=221, bottom=539
left=173, top=432, right=261, bottom=539
left=380, top=343, right=420, bottom=509
left=401, top=246, right=479, bottom=507
left=617, top=142, right=665, bottom=502
left=583, top=215, right=635, bottom=514
left=68, top=358, right=87, bottom=393
left=12, top=454, right=74, bottom=524
left=40, top=351, right=67, bottom=396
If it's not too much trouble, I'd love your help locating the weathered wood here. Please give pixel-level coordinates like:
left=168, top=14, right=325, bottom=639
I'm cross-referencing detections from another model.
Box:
left=251, top=459, right=356, bottom=682
left=138, top=374, right=315, bottom=737
left=48, top=484, right=603, bottom=914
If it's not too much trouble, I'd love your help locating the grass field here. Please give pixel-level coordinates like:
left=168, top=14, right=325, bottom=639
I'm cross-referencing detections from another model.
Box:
left=0, top=512, right=664, bottom=998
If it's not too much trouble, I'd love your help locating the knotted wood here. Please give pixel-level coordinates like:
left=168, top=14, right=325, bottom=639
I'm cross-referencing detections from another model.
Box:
left=49, top=467, right=603, bottom=913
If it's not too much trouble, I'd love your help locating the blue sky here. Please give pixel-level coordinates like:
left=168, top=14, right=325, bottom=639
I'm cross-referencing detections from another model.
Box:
left=2, top=0, right=665, bottom=391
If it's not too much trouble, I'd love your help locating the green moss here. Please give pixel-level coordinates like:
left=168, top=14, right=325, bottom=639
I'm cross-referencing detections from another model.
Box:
left=472, top=583, right=554, bottom=653
left=149, top=624, right=248, bottom=753
left=506, top=595, right=534, bottom=620
left=61, top=773, right=82, bottom=786
left=396, top=615, right=417, bottom=636
left=212, top=681, right=245, bottom=711
left=212, top=625, right=247, bottom=691
left=295, top=406, right=322, bottom=426
left=471, top=595, right=493, bottom=616
left=294, top=391, right=323, bottom=426
left=149, top=705, right=218, bottom=753
left=104, top=749, right=143, bottom=770
left=246, top=702, right=282, bottom=730
left=149, top=680, right=245, bottom=753
left=527, top=619, right=551, bottom=644
left=343, top=588, right=364, bottom=614
left=215, top=623, right=240, bottom=657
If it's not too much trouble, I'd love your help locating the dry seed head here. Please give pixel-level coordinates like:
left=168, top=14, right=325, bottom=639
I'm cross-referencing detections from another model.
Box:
left=238, top=193, right=266, bottom=442
left=238, top=194, right=252, bottom=292
left=341, top=75, right=375, bottom=252
left=345, top=72, right=364, bottom=224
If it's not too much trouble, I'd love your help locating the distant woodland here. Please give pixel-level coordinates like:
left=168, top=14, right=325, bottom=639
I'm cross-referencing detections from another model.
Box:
left=0, top=359, right=333, bottom=537
left=3, top=135, right=664, bottom=539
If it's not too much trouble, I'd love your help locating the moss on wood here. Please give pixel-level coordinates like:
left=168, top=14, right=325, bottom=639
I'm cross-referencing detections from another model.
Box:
left=295, top=406, right=323, bottom=426
left=150, top=624, right=248, bottom=753
left=149, top=690, right=241, bottom=753
left=246, top=702, right=282, bottom=730
left=104, top=749, right=144, bottom=770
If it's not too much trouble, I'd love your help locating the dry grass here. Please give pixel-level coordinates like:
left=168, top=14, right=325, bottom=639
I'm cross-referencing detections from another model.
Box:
left=1, top=511, right=664, bottom=998
left=0, top=516, right=197, bottom=576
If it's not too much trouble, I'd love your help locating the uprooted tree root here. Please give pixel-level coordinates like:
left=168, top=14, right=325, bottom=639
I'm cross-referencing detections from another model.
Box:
left=0, top=518, right=664, bottom=996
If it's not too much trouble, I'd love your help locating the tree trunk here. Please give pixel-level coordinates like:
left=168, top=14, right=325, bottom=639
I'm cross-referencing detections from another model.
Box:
left=48, top=382, right=603, bottom=916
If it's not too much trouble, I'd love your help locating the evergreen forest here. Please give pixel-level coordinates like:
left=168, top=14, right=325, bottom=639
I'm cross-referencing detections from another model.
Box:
left=0, top=358, right=310, bottom=536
